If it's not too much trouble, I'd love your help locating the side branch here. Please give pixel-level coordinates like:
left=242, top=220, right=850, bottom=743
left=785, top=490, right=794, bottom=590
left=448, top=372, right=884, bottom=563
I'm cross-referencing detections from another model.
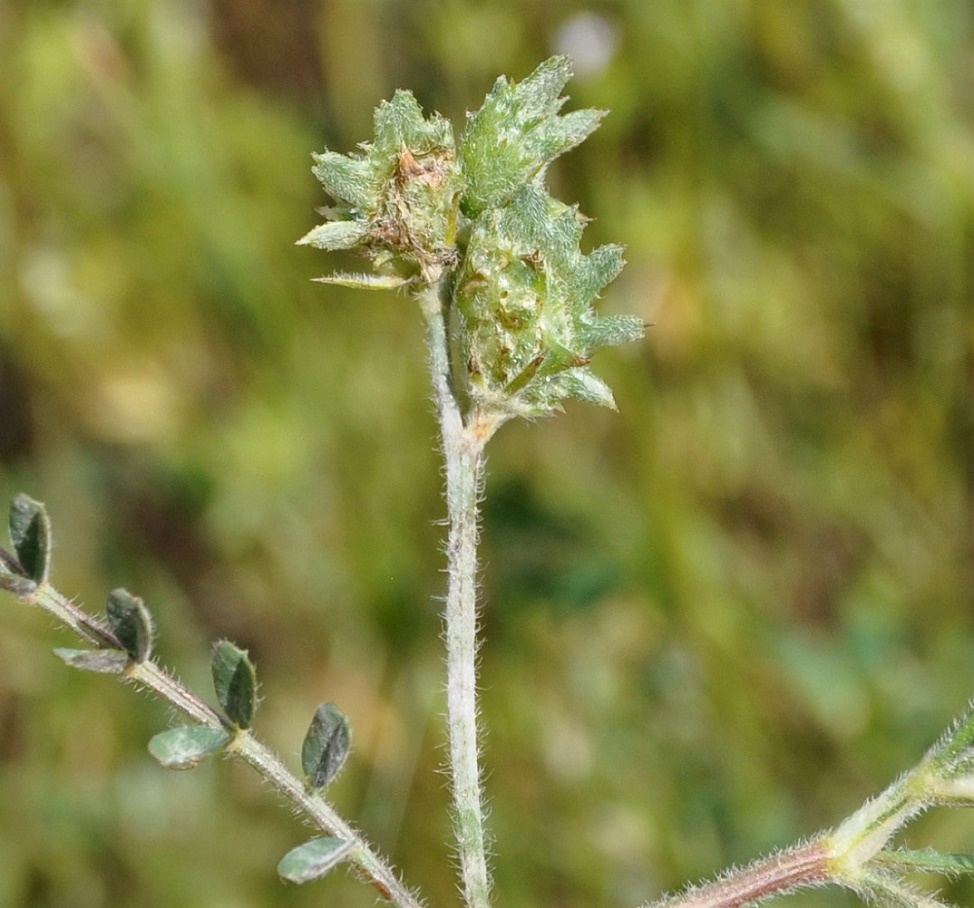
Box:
left=649, top=839, right=832, bottom=908
left=0, top=566, right=423, bottom=908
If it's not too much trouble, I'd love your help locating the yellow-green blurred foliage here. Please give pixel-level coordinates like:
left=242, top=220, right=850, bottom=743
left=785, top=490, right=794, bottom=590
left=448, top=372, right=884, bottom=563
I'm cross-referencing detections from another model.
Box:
left=1, top=1, right=972, bottom=906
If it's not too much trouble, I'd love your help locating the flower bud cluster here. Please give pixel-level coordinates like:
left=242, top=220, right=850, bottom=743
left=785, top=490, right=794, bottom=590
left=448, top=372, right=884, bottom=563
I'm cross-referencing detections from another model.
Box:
left=300, top=56, right=643, bottom=420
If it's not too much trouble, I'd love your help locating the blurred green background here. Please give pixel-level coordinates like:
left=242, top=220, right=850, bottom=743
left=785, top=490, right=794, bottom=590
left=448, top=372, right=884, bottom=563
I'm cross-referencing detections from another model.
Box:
left=1, top=1, right=973, bottom=906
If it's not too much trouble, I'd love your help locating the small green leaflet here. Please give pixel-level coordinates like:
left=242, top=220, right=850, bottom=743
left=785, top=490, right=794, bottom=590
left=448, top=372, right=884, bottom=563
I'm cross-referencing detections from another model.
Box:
left=278, top=837, right=354, bottom=884
left=302, top=702, right=351, bottom=790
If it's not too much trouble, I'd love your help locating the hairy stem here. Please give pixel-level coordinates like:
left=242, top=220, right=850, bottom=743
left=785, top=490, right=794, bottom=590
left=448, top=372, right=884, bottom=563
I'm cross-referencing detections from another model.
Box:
left=418, top=278, right=495, bottom=908
left=649, top=838, right=832, bottom=908
left=0, top=569, right=422, bottom=908
left=231, top=732, right=418, bottom=906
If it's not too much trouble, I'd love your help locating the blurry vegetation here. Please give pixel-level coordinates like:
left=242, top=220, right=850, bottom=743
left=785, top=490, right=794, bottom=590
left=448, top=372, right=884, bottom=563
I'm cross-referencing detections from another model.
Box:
left=0, top=1, right=972, bottom=907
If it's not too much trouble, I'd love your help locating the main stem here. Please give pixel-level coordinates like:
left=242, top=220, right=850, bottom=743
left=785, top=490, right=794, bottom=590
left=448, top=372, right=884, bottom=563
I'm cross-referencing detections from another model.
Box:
left=418, top=278, right=494, bottom=908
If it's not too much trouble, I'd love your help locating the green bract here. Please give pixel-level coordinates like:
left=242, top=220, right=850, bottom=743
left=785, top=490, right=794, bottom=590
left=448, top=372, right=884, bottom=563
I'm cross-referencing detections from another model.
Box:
left=301, top=56, right=643, bottom=420
left=454, top=183, right=643, bottom=417
left=297, top=90, right=461, bottom=284
left=458, top=55, right=605, bottom=218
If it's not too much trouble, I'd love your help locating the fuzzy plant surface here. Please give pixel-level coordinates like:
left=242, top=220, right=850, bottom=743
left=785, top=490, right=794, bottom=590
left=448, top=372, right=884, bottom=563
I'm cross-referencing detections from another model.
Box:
left=296, top=57, right=643, bottom=908
left=3, top=56, right=974, bottom=908
left=298, top=55, right=644, bottom=425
